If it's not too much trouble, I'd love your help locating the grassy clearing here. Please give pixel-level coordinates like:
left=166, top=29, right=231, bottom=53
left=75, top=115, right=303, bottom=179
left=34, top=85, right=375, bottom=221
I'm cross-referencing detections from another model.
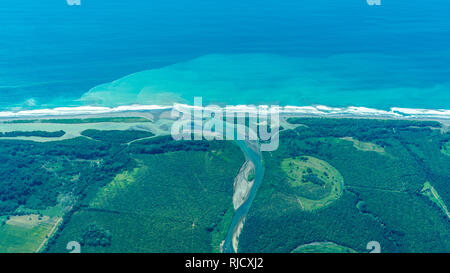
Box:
left=89, top=168, right=140, bottom=208
left=0, top=215, right=61, bottom=253
left=292, top=242, right=357, bottom=253
left=421, top=182, right=450, bottom=219
left=341, top=137, right=385, bottom=154
left=281, top=156, right=344, bottom=211
left=6, top=215, right=50, bottom=228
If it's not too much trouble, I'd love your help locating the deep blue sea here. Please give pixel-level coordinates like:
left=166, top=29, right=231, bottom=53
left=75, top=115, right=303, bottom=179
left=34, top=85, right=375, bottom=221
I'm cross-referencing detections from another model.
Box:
left=0, top=0, right=449, bottom=110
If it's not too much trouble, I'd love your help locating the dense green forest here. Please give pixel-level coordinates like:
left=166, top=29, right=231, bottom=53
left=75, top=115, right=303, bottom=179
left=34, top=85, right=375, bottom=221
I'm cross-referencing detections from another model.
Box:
left=46, top=140, right=244, bottom=253
left=0, top=136, right=133, bottom=215
left=239, top=118, right=450, bottom=253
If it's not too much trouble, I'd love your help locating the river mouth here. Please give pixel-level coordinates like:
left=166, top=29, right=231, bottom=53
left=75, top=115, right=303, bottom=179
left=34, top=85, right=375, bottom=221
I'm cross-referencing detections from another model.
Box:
left=222, top=139, right=264, bottom=253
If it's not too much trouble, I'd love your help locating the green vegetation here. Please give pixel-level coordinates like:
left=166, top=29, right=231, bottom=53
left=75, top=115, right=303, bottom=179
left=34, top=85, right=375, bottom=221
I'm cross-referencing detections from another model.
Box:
left=0, top=130, right=65, bottom=138
left=127, top=135, right=212, bottom=154
left=421, top=182, right=449, bottom=219
left=0, top=129, right=244, bottom=253
left=80, top=224, right=112, bottom=247
left=441, top=141, right=450, bottom=156
left=81, top=129, right=154, bottom=144
left=0, top=134, right=134, bottom=252
left=4, top=117, right=151, bottom=124
left=247, top=168, right=255, bottom=181
left=239, top=118, right=450, bottom=253
left=211, top=204, right=235, bottom=253
left=46, top=140, right=244, bottom=253
left=0, top=215, right=61, bottom=253
left=281, top=156, right=344, bottom=211
left=0, top=137, right=133, bottom=216
left=292, top=242, right=357, bottom=253
left=341, top=137, right=385, bottom=154
left=89, top=168, right=139, bottom=208
left=1, top=117, right=449, bottom=253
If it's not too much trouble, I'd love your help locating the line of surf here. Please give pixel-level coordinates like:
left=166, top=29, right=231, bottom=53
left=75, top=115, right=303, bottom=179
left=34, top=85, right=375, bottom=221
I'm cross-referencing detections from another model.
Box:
left=0, top=104, right=449, bottom=120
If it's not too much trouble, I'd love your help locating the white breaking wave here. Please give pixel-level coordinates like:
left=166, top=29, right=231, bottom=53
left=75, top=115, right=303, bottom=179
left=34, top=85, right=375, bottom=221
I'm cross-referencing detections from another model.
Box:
left=0, top=104, right=449, bottom=119
left=0, top=105, right=171, bottom=118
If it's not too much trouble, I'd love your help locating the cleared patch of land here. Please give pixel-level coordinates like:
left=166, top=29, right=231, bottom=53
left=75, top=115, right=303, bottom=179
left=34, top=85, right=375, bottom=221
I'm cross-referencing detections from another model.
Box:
left=341, top=137, right=385, bottom=154
left=281, top=156, right=344, bottom=211
left=421, top=182, right=450, bottom=219
left=292, top=242, right=357, bottom=253
left=6, top=214, right=50, bottom=228
left=0, top=214, right=61, bottom=253
left=89, top=168, right=140, bottom=208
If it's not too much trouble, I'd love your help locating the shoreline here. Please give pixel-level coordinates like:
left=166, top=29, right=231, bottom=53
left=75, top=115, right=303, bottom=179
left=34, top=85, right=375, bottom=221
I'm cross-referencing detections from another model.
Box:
left=0, top=104, right=449, bottom=118
left=0, top=104, right=449, bottom=132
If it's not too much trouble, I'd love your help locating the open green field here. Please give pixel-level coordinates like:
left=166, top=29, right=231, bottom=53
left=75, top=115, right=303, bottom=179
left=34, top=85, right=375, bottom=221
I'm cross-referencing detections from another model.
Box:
left=47, top=141, right=244, bottom=253
left=292, top=242, right=357, bottom=253
left=341, top=137, right=385, bottom=154
left=0, top=215, right=61, bottom=253
left=281, top=156, right=343, bottom=211
left=89, top=168, right=140, bottom=208
left=421, top=182, right=450, bottom=219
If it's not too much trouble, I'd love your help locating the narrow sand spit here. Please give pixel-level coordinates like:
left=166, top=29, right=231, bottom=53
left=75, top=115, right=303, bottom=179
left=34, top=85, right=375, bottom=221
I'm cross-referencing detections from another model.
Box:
left=232, top=216, right=246, bottom=253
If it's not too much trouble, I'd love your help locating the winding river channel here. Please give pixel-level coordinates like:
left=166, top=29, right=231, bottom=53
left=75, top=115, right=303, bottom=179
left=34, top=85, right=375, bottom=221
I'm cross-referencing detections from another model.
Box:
left=222, top=140, right=264, bottom=253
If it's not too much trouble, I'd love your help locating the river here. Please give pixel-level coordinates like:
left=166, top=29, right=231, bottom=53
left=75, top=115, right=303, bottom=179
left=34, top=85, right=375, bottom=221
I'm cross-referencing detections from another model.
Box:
left=222, top=139, right=264, bottom=253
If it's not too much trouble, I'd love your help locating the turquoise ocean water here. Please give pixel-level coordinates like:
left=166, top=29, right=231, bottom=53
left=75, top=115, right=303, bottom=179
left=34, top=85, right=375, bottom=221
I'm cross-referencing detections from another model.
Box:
left=0, top=0, right=449, bottom=111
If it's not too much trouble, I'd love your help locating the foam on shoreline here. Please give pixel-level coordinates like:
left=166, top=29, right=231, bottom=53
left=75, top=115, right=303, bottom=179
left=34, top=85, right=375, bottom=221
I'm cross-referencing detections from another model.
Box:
left=0, top=105, right=171, bottom=118
left=0, top=104, right=449, bottom=120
